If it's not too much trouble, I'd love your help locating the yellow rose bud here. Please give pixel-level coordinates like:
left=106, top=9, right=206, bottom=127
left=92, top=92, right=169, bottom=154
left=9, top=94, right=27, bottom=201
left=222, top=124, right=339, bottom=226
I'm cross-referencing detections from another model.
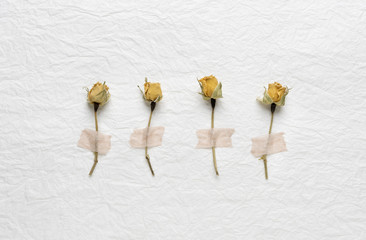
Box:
left=88, top=82, right=111, bottom=106
left=267, top=82, right=286, bottom=102
left=198, top=75, right=218, bottom=98
left=257, top=82, right=289, bottom=106
left=144, top=82, right=163, bottom=102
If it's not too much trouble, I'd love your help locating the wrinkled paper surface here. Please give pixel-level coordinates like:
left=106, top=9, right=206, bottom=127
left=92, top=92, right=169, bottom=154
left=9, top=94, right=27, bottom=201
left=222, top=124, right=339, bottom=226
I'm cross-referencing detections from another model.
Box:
left=2, top=1, right=366, bottom=239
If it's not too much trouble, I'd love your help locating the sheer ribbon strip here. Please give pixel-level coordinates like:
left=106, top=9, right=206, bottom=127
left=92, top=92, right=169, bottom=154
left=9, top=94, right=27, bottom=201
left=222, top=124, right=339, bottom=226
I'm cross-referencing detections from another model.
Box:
left=129, top=126, right=165, bottom=148
left=77, top=129, right=111, bottom=154
left=196, top=128, right=235, bottom=148
left=251, top=132, right=287, bottom=157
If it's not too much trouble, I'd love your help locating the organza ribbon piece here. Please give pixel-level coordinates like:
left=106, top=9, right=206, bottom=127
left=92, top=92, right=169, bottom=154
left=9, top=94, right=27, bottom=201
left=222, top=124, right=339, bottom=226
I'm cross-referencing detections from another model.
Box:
left=251, top=132, right=287, bottom=157
left=77, top=129, right=111, bottom=154
left=196, top=128, right=235, bottom=148
left=129, top=126, right=165, bottom=148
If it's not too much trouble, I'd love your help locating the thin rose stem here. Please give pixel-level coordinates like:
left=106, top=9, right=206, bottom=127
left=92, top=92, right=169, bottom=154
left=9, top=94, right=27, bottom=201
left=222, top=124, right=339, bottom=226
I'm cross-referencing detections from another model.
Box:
left=211, top=99, right=219, bottom=176
left=145, top=103, right=155, bottom=176
left=261, top=103, right=276, bottom=180
left=89, top=103, right=99, bottom=176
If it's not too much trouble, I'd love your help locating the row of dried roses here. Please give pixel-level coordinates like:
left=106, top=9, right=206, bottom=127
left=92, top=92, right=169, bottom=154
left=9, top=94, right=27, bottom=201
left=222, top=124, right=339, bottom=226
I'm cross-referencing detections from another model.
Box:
left=85, top=77, right=289, bottom=179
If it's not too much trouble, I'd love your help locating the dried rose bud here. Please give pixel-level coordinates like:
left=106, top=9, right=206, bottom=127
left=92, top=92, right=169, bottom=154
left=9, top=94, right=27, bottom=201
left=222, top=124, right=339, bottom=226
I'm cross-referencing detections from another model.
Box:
left=87, top=82, right=111, bottom=106
left=198, top=75, right=223, bottom=100
left=257, top=82, right=289, bottom=106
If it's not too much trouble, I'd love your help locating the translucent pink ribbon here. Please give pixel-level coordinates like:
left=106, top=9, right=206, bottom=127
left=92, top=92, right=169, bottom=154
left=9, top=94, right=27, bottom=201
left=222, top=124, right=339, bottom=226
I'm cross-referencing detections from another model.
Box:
left=129, top=126, right=165, bottom=148
left=196, top=128, right=235, bottom=148
left=251, top=132, right=287, bottom=157
left=77, top=129, right=111, bottom=154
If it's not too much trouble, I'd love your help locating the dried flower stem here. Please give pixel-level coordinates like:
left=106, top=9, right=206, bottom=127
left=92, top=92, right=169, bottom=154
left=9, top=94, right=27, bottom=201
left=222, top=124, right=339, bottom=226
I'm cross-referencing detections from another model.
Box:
left=89, top=103, right=100, bottom=176
left=261, top=103, right=276, bottom=179
left=145, top=102, right=156, bottom=176
left=211, top=99, right=219, bottom=176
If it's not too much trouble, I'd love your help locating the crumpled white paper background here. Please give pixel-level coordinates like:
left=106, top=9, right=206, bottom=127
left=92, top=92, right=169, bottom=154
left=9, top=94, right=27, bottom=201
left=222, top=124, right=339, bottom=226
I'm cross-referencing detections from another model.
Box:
left=1, top=1, right=366, bottom=239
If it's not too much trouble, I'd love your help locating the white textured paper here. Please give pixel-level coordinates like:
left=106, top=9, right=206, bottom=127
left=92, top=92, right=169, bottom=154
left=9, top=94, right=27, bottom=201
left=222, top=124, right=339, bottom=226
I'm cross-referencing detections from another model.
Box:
left=1, top=1, right=366, bottom=240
